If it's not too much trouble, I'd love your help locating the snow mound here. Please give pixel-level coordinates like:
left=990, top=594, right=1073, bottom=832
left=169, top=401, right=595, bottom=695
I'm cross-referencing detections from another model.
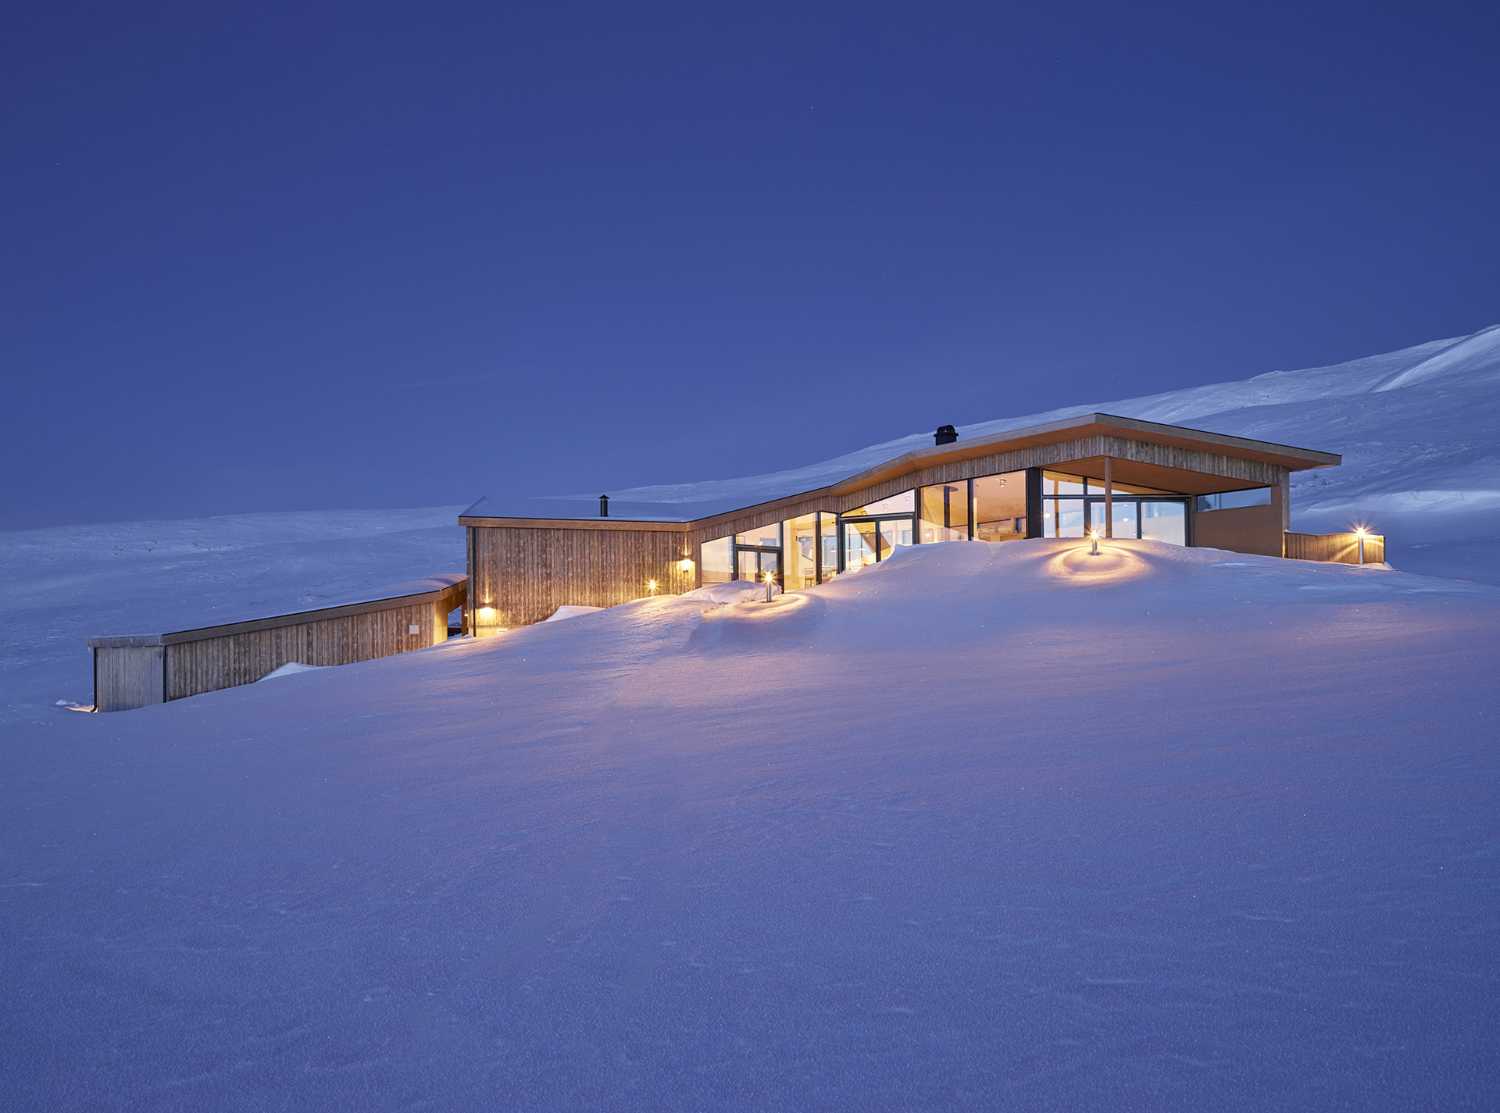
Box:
left=582, top=323, right=1500, bottom=583
left=257, top=661, right=327, bottom=681
left=6, top=539, right=1497, bottom=1110
left=544, top=604, right=604, bottom=622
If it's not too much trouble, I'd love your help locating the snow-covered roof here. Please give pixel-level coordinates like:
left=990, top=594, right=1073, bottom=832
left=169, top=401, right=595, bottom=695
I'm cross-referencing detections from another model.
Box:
left=460, top=412, right=1340, bottom=526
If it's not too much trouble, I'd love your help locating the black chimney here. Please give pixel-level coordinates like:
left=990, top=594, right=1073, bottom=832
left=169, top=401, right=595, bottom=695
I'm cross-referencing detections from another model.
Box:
left=934, top=424, right=958, bottom=446
left=599, top=494, right=610, bottom=517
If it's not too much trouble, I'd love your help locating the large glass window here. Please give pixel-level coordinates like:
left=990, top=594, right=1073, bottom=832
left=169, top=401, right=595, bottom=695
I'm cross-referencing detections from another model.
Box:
left=1100, top=501, right=1139, bottom=540
left=1043, top=471, right=1085, bottom=496
left=1141, top=501, right=1186, bottom=544
left=736, top=521, right=781, bottom=547
left=844, top=521, right=879, bottom=570
left=1044, top=500, right=1086, bottom=538
left=819, top=513, right=840, bottom=581
left=737, top=548, right=780, bottom=583
left=1196, top=487, right=1272, bottom=512
left=840, top=489, right=915, bottom=570
left=973, top=471, right=1026, bottom=542
left=919, top=483, right=969, bottom=543
left=700, top=537, right=733, bottom=584
left=845, top=491, right=915, bottom=517
left=783, top=513, right=819, bottom=590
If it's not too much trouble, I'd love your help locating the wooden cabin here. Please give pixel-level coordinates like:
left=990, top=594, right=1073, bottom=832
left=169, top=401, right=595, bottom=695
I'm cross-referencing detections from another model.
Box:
left=459, top=413, right=1371, bottom=633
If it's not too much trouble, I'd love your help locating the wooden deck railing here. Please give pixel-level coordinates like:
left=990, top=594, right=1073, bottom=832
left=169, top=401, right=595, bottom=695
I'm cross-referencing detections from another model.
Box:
left=1284, top=531, right=1385, bottom=565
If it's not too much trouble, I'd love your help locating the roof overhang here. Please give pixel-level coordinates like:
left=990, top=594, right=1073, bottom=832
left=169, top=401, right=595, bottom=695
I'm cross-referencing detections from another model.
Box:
left=459, top=413, right=1341, bottom=531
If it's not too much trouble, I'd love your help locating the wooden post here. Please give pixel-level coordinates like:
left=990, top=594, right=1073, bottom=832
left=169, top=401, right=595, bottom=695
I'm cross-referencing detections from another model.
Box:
left=1104, top=456, right=1114, bottom=539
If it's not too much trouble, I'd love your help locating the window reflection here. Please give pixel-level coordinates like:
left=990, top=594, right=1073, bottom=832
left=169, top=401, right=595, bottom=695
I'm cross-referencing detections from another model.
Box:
left=1141, top=501, right=1186, bottom=544
left=843, top=521, right=879, bottom=570
left=845, top=490, right=915, bottom=517
left=700, top=537, right=733, bottom=583
left=735, top=522, right=781, bottom=547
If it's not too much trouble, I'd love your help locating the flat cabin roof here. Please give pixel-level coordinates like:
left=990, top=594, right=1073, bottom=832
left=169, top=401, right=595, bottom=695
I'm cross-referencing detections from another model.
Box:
left=88, top=573, right=467, bottom=648
left=460, top=413, right=1340, bottom=529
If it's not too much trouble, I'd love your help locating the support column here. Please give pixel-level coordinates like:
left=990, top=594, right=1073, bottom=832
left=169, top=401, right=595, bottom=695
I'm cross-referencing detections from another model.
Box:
left=1103, top=456, right=1114, bottom=539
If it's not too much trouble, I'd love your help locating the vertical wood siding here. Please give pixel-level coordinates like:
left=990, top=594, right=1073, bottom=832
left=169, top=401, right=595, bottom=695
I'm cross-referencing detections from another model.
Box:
left=470, top=434, right=1294, bottom=629
left=93, top=646, right=165, bottom=712
left=164, top=597, right=451, bottom=700
left=1284, top=531, right=1386, bottom=565
left=472, top=525, right=695, bottom=628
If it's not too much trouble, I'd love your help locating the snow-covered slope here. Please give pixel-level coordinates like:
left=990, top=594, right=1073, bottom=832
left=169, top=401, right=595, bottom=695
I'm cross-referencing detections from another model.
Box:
left=593, top=323, right=1500, bottom=581
left=0, top=508, right=462, bottom=728
left=4, top=541, right=1498, bottom=1110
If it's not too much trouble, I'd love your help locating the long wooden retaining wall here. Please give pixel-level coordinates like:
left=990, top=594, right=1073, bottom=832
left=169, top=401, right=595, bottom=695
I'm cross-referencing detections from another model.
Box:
left=88, top=575, right=467, bottom=712
left=1284, top=530, right=1386, bottom=565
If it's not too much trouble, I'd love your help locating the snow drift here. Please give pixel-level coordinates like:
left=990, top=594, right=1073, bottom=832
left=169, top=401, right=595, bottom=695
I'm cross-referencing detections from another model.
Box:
left=3, top=540, right=1498, bottom=1110
left=571, top=323, right=1500, bottom=582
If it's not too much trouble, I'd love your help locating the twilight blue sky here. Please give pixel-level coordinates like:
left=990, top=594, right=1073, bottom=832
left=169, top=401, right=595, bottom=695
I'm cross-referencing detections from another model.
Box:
left=3, top=1, right=1497, bottom=528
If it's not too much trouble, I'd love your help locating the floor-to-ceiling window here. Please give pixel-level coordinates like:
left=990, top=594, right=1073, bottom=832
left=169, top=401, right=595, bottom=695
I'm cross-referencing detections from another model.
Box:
left=972, top=472, right=1027, bottom=542
left=838, top=491, right=915, bottom=571
left=919, top=483, right=969, bottom=543
left=783, top=513, right=819, bottom=590
left=1041, top=470, right=1188, bottom=543
left=700, top=536, right=733, bottom=584
left=819, top=513, right=839, bottom=581
left=733, top=521, right=782, bottom=584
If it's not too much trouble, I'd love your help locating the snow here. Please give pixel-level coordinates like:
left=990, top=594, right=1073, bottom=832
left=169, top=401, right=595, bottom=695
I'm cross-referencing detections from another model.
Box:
left=3, top=539, right=1498, bottom=1110
left=544, top=605, right=604, bottom=622
left=0, top=508, right=462, bottom=729
left=257, top=661, right=328, bottom=681
left=520, top=322, right=1500, bottom=584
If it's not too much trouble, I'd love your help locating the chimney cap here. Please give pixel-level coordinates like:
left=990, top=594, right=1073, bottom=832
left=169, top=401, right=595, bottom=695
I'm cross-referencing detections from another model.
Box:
left=934, top=424, right=958, bottom=446
left=599, top=493, right=610, bottom=517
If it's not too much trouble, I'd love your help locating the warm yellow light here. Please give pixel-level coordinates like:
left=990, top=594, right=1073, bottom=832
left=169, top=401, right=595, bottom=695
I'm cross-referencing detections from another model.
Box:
left=646, top=578, right=659, bottom=594
left=1087, top=528, right=1100, bottom=556
left=477, top=606, right=497, bottom=623
left=677, top=557, right=694, bottom=573
left=762, top=569, right=775, bottom=583
left=1352, top=524, right=1369, bottom=539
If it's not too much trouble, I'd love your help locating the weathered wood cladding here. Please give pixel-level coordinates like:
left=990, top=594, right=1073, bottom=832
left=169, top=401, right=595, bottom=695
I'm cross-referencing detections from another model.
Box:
left=90, top=579, right=467, bottom=711
left=468, top=434, right=1298, bottom=629
left=164, top=598, right=449, bottom=701
left=685, top=435, right=1286, bottom=547
left=93, top=645, right=166, bottom=712
left=471, top=525, right=695, bottom=628
left=1285, top=531, right=1386, bottom=565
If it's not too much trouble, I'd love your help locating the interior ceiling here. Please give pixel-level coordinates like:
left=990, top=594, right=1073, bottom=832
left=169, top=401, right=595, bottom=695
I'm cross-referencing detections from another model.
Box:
left=1058, top=456, right=1266, bottom=495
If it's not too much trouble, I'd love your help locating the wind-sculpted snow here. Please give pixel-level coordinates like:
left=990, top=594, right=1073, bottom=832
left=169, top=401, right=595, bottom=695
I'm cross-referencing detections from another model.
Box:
left=3, top=540, right=1498, bottom=1110
left=584, top=324, right=1500, bottom=583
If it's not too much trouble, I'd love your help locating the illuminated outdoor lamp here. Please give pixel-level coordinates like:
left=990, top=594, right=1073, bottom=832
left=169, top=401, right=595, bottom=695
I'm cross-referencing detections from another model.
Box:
left=1352, top=524, right=1369, bottom=565
left=646, top=578, right=659, bottom=595
left=1088, top=527, right=1101, bottom=556
left=763, top=567, right=776, bottom=602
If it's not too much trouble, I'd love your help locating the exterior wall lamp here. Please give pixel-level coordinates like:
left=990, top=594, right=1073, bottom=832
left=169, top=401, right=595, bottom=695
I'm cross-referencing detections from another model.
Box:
left=646, top=578, right=659, bottom=595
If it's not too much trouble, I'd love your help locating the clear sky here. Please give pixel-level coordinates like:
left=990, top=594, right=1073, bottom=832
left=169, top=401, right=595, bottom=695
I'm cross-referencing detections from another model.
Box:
left=4, top=1, right=1496, bottom=528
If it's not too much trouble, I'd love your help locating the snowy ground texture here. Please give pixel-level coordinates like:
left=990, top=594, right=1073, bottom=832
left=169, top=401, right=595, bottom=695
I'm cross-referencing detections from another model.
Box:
left=4, top=540, right=1500, bottom=1111
left=580, top=322, right=1500, bottom=584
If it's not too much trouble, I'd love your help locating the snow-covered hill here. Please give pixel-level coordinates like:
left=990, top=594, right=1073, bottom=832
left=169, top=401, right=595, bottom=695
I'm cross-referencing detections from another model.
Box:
left=4, top=541, right=1498, bottom=1110
left=597, top=322, right=1500, bottom=582
left=0, top=508, right=462, bottom=728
